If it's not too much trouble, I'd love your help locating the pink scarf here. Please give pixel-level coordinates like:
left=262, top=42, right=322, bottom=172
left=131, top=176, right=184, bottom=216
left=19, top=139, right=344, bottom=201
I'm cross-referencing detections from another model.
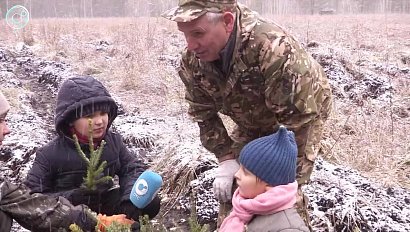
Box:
left=219, top=181, right=298, bottom=232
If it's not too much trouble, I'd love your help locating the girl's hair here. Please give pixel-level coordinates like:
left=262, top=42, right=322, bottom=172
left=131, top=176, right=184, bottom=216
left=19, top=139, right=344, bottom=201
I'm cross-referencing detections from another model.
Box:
left=255, top=176, right=264, bottom=184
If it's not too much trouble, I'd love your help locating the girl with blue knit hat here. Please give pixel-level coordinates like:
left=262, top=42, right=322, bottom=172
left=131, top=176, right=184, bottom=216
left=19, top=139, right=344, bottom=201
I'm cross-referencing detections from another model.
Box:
left=220, top=126, right=309, bottom=232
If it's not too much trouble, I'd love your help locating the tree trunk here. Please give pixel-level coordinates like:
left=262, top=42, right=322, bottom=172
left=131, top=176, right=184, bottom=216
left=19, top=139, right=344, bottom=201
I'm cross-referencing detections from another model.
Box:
left=54, top=0, right=58, bottom=17
left=83, top=0, right=86, bottom=17
left=311, top=0, right=315, bottom=14
left=90, top=0, right=94, bottom=17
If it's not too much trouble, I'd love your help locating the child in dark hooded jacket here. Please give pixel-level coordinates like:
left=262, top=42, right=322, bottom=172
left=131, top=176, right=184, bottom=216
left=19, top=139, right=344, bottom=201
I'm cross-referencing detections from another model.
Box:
left=25, top=75, right=160, bottom=222
left=0, top=90, right=137, bottom=232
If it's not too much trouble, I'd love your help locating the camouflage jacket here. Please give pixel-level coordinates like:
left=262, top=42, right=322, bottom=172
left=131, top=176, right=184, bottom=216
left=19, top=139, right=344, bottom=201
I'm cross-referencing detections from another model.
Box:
left=0, top=176, right=96, bottom=231
left=179, top=4, right=332, bottom=159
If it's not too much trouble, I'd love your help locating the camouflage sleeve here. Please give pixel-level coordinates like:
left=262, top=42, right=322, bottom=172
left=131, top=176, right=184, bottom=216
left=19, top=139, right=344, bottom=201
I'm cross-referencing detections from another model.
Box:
left=0, top=177, right=96, bottom=231
left=259, top=34, right=321, bottom=131
left=179, top=54, right=234, bottom=159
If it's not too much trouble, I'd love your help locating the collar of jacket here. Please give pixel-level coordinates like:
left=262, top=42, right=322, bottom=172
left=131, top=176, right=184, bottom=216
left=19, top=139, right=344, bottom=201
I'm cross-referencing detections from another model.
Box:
left=223, top=3, right=259, bottom=97
left=214, top=17, right=237, bottom=76
left=61, top=132, right=108, bottom=154
left=69, top=126, right=104, bottom=149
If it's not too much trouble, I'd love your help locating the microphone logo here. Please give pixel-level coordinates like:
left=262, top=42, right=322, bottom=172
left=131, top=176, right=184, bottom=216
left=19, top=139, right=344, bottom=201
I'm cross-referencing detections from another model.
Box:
left=130, top=170, right=162, bottom=208
left=135, top=179, right=148, bottom=196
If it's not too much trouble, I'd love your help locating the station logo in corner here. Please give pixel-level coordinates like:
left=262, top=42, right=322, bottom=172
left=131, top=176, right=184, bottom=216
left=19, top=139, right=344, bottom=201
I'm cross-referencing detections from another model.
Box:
left=6, top=5, right=30, bottom=30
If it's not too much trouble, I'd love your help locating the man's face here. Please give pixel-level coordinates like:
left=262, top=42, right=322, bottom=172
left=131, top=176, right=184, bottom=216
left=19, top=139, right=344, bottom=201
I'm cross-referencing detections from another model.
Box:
left=177, top=12, right=234, bottom=62
left=0, top=113, right=11, bottom=146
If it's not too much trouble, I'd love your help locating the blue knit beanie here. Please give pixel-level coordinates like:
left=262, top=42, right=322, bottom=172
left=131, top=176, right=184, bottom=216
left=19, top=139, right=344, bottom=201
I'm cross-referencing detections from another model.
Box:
left=239, top=126, right=297, bottom=187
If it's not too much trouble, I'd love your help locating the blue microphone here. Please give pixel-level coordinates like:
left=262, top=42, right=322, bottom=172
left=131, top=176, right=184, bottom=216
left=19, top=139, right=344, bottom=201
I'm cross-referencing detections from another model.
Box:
left=130, top=170, right=162, bottom=208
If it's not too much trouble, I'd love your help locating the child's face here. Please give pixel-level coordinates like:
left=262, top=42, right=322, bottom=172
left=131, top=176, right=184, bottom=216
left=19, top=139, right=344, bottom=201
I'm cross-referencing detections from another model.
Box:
left=234, top=165, right=268, bottom=199
left=0, top=113, right=11, bottom=146
left=73, top=111, right=108, bottom=138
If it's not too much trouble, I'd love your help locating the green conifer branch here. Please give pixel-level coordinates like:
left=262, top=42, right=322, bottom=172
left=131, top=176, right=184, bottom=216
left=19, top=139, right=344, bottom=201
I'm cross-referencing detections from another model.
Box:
left=69, top=223, right=84, bottom=232
left=94, top=175, right=113, bottom=186
left=73, top=119, right=112, bottom=191
left=73, top=134, right=90, bottom=164
left=88, top=119, right=94, bottom=154
left=94, top=160, right=108, bottom=176
left=91, top=140, right=106, bottom=169
left=105, top=221, right=132, bottom=232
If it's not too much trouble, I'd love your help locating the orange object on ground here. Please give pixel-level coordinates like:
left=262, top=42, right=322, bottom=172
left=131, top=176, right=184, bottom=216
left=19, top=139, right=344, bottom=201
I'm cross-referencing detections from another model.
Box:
left=97, top=214, right=134, bottom=232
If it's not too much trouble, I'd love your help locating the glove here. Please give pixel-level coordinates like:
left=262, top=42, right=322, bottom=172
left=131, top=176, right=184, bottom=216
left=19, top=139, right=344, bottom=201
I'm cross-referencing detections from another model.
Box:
left=213, top=159, right=240, bottom=202
left=69, top=178, right=114, bottom=205
left=69, top=205, right=99, bottom=231
left=130, top=221, right=141, bottom=232
left=97, top=214, right=134, bottom=232
left=120, top=200, right=141, bottom=221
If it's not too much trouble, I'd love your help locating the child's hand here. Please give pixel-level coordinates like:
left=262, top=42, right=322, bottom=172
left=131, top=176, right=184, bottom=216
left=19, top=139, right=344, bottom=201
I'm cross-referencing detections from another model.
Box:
left=96, top=214, right=134, bottom=232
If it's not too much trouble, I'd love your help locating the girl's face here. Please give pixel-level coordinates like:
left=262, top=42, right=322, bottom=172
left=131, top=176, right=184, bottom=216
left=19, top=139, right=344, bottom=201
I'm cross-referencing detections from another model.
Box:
left=234, top=165, right=268, bottom=199
left=73, top=111, right=108, bottom=139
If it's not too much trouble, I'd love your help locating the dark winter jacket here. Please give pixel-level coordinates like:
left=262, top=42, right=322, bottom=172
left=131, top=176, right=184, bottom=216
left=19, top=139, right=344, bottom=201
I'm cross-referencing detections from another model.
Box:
left=0, top=176, right=96, bottom=232
left=24, top=76, right=145, bottom=205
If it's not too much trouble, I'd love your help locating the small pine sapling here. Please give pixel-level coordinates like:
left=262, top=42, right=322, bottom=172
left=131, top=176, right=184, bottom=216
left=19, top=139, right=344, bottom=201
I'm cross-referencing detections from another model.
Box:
left=188, top=193, right=209, bottom=232
left=73, top=118, right=112, bottom=191
left=69, top=224, right=84, bottom=232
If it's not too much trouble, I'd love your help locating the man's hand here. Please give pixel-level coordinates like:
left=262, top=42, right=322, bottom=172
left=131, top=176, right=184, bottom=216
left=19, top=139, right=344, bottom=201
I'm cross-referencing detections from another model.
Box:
left=213, top=159, right=240, bottom=202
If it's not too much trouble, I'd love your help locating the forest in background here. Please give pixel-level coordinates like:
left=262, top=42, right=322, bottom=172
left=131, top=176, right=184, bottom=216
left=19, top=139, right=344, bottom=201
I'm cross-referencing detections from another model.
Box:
left=0, top=0, right=410, bottom=18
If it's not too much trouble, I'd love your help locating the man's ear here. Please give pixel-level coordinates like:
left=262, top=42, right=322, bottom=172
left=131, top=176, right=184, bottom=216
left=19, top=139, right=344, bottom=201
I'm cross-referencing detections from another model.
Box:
left=222, top=12, right=235, bottom=32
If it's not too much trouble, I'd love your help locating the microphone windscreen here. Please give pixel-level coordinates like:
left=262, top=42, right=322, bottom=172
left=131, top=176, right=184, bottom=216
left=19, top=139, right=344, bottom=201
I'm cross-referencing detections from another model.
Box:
left=130, top=170, right=162, bottom=209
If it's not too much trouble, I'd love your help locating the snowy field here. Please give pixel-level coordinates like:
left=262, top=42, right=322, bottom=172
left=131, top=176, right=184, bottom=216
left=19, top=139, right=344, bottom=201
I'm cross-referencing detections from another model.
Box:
left=1, top=13, right=410, bottom=231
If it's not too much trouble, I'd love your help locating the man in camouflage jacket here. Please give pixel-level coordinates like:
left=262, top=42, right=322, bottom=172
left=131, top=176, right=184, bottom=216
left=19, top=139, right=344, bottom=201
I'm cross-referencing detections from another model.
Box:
left=0, top=177, right=97, bottom=231
left=162, top=0, right=332, bottom=225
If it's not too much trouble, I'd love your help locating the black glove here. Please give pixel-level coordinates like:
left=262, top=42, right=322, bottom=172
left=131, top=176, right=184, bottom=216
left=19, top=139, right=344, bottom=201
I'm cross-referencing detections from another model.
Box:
left=120, top=200, right=141, bottom=221
left=70, top=205, right=98, bottom=231
left=69, top=177, right=114, bottom=205
left=69, top=188, right=98, bottom=206
left=131, top=221, right=140, bottom=232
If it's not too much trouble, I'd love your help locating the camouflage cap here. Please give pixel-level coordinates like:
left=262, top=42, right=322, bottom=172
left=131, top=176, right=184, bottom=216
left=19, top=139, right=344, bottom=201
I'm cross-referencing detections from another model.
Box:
left=161, top=0, right=237, bottom=22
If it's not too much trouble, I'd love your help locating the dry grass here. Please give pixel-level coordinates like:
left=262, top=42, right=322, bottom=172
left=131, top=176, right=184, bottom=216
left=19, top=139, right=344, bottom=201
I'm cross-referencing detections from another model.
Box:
left=0, top=88, right=22, bottom=110
left=267, top=14, right=410, bottom=56
left=261, top=14, right=410, bottom=189
left=322, top=101, right=410, bottom=188
left=1, top=17, right=185, bottom=115
left=1, top=14, right=409, bottom=190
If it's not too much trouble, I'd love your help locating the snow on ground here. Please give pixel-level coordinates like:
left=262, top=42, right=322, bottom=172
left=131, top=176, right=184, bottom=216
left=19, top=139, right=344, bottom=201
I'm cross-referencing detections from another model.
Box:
left=1, top=39, right=410, bottom=232
left=306, top=158, right=410, bottom=232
